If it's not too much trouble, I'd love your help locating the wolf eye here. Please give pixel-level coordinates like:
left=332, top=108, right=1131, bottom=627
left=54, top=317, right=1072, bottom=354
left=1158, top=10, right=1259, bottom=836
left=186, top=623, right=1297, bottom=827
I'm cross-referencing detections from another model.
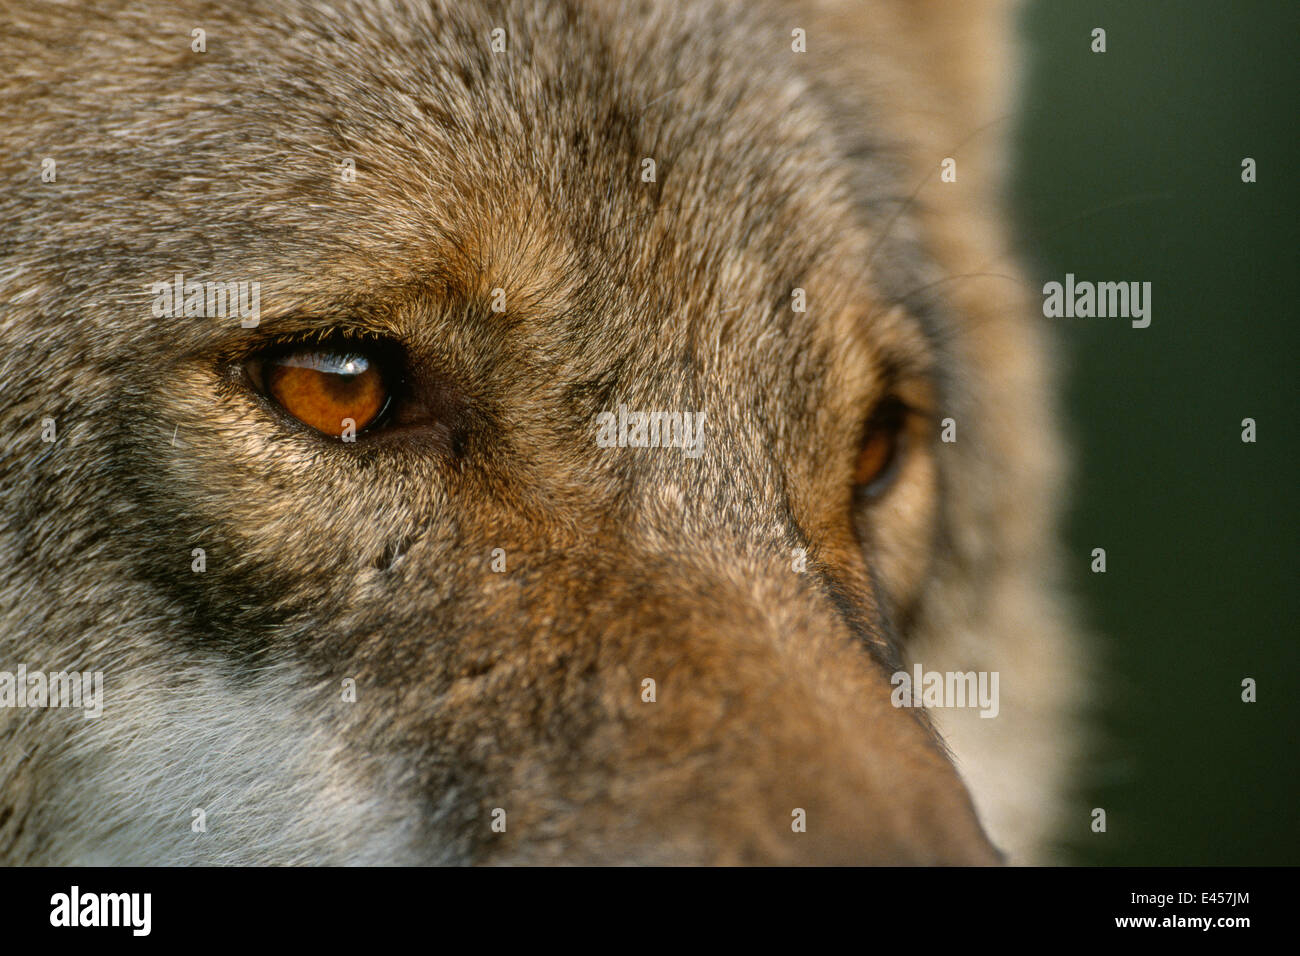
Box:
left=256, top=348, right=390, bottom=437
left=853, top=396, right=909, bottom=500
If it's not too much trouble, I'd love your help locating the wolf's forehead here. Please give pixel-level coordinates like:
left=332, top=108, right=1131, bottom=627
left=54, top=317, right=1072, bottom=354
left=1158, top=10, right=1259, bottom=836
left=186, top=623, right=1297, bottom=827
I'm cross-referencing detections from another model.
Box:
left=207, top=1, right=881, bottom=353
left=312, top=5, right=864, bottom=276
left=400, top=19, right=873, bottom=317
left=8, top=0, right=899, bottom=373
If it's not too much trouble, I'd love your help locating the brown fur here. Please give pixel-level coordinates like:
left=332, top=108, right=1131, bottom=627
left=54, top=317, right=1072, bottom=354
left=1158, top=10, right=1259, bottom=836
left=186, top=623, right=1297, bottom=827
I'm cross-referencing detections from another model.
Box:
left=0, top=0, right=1083, bottom=864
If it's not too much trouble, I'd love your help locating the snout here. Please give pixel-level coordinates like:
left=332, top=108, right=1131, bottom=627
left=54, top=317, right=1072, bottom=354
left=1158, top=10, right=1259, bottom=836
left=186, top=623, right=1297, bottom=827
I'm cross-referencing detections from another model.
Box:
left=467, top=554, right=1004, bottom=866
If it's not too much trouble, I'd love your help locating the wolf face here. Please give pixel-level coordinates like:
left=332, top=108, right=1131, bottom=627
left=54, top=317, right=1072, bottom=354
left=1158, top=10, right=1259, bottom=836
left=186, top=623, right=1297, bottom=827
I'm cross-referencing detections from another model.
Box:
left=0, top=0, right=1082, bottom=864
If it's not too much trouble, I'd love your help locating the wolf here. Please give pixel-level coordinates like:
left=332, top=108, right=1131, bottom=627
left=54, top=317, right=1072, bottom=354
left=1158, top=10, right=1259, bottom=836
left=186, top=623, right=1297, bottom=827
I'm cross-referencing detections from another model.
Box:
left=0, top=0, right=1084, bottom=864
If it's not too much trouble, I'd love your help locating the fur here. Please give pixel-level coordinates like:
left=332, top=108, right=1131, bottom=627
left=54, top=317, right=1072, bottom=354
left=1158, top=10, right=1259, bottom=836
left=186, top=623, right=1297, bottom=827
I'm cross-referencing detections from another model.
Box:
left=0, top=0, right=1083, bottom=864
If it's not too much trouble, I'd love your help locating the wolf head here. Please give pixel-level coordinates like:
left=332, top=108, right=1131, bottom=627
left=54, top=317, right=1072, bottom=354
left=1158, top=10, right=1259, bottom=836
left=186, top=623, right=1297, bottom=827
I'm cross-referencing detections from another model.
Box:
left=0, top=0, right=1082, bottom=864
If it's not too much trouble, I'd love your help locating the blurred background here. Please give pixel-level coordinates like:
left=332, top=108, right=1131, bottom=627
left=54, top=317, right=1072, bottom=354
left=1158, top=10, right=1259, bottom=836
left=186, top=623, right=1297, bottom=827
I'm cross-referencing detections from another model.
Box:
left=1012, top=0, right=1298, bottom=864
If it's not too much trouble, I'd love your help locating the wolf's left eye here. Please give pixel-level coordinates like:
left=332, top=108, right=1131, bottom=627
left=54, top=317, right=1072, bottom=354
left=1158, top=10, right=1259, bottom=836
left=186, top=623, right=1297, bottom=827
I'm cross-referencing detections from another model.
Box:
left=853, top=396, right=909, bottom=500
left=253, top=348, right=391, bottom=437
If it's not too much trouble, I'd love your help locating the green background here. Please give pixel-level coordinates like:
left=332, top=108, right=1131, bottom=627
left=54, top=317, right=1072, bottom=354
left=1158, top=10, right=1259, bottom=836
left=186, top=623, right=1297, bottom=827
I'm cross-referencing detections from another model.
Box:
left=1013, top=0, right=1298, bottom=864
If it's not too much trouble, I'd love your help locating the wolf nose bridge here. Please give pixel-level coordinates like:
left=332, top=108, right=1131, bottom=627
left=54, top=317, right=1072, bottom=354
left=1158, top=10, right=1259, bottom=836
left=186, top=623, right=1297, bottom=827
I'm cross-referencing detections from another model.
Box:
left=538, top=552, right=1004, bottom=865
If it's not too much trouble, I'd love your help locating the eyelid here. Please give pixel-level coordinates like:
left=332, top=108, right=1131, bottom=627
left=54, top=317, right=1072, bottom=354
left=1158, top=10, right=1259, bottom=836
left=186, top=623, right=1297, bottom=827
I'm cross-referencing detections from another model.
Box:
left=273, top=351, right=372, bottom=375
left=242, top=335, right=397, bottom=385
left=864, top=394, right=911, bottom=436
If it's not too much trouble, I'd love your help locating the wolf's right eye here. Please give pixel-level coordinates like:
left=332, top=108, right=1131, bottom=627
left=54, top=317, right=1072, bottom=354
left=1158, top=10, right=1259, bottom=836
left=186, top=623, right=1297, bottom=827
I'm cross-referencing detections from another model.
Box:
left=853, top=396, right=910, bottom=500
left=250, top=348, right=392, bottom=437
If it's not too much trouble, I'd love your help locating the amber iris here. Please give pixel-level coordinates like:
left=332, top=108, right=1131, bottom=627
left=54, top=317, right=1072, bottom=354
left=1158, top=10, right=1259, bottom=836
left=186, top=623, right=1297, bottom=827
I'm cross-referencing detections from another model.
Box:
left=854, top=429, right=897, bottom=487
left=853, top=398, right=908, bottom=498
left=264, top=351, right=388, bottom=437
